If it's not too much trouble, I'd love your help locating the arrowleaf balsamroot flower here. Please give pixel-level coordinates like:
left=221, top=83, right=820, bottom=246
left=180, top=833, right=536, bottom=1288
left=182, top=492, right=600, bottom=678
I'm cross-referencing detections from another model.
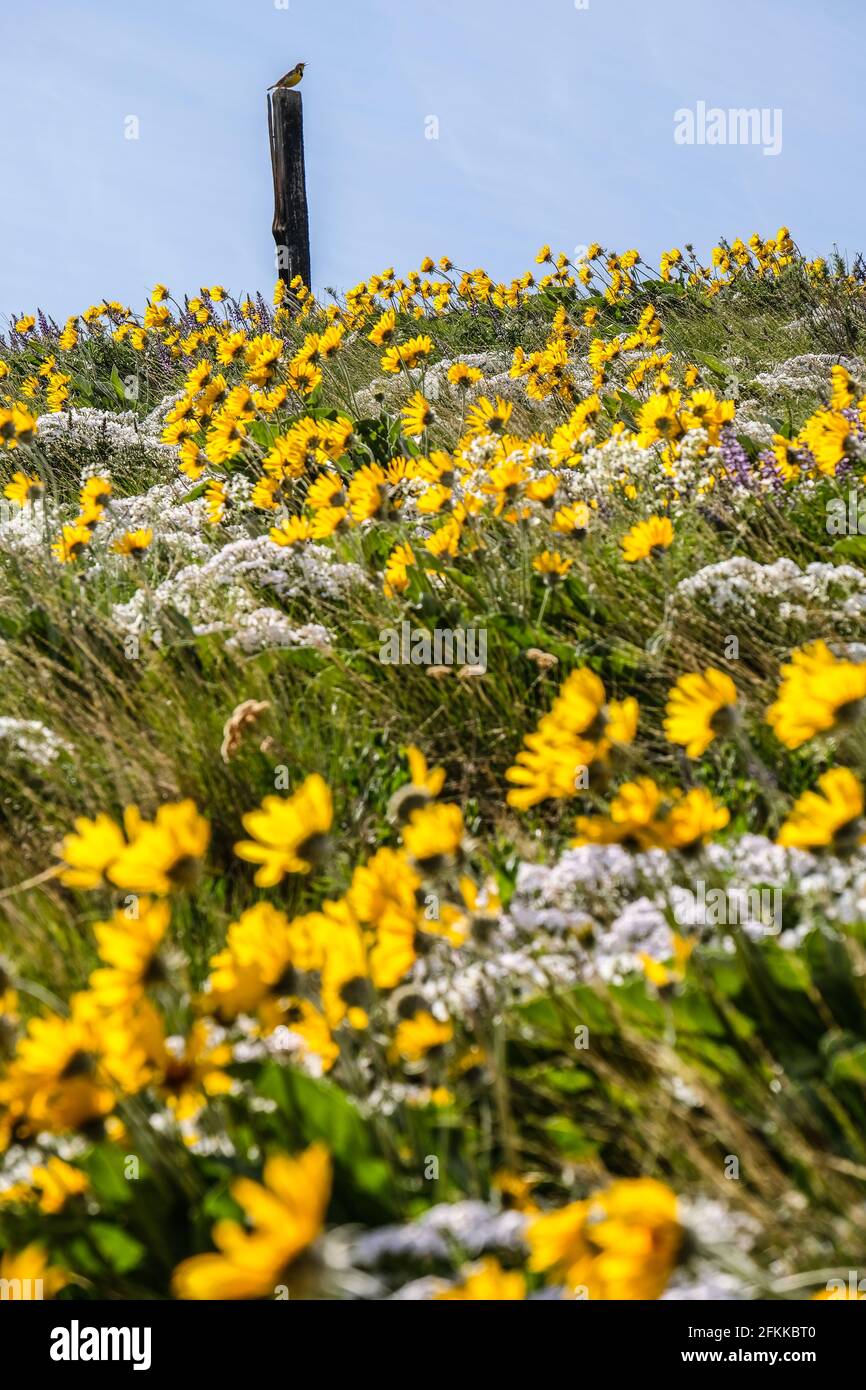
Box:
left=465, top=395, right=514, bottom=436
left=349, top=847, right=420, bottom=987
left=657, top=787, right=729, bottom=850
left=446, top=362, right=482, bottom=388
left=88, top=898, right=171, bottom=1008
left=309, top=896, right=371, bottom=1030
left=380, top=333, right=433, bottom=373
left=172, top=1143, right=331, bottom=1300
left=506, top=668, right=638, bottom=809
left=527, top=1178, right=681, bottom=1299
left=640, top=933, right=695, bottom=990
left=767, top=641, right=866, bottom=749
left=178, top=439, right=206, bottom=479
left=573, top=777, right=666, bottom=849
left=573, top=780, right=729, bottom=852
left=799, top=407, right=854, bottom=475
left=387, top=745, right=446, bottom=825
left=155, top=1020, right=234, bottom=1121
left=59, top=801, right=209, bottom=895
left=401, top=802, right=464, bottom=873
left=383, top=541, right=416, bottom=597
left=437, top=1257, right=526, bottom=1300
left=636, top=390, right=684, bottom=448
left=269, top=516, right=312, bottom=547
left=204, top=902, right=324, bottom=1021
left=367, top=308, right=397, bottom=347
left=532, top=550, right=573, bottom=581
left=0, top=1000, right=117, bottom=1136
left=4, top=471, right=43, bottom=505
left=235, top=773, right=333, bottom=885
left=388, top=1010, right=453, bottom=1063
left=9, top=1157, right=89, bottom=1215
left=620, top=515, right=674, bottom=562
left=0, top=1244, right=68, bottom=1299
left=770, top=433, right=803, bottom=482
left=80, top=475, right=112, bottom=511
left=552, top=501, right=590, bottom=536
left=829, top=364, right=858, bottom=410
left=51, top=523, right=91, bottom=564
left=402, top=391, right=433, bottom=437
left=204, top=479, right=227, bottom=523
left=106, top=801, right=210, bottom=895
left=60, top=811, right=130, bottom=889
left=777, top=768, right=866, bottom=853
left=110, top=527, right=153, bottom=556
left=406, top=746, right=446, bottom=797
left=350, top=843, right=463, bottom=988
left=664, top=668, right=738, bottom=757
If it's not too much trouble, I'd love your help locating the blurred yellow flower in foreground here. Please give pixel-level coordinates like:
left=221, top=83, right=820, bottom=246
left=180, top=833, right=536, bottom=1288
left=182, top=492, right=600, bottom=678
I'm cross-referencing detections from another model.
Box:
left=0, top=1243, right=68, bottom=1299
left=172, top=1144, right=331, bottom=1300
left=107, top=802, right=211, bottom=895
left=59, top=801, right=210, bottom=895
left=777, top=768, right=866, bottom=853
left=0, top=1156, right=89, bottom=1214
left=437, top=1257, right=526, bottom=1300
left=664, top=668, right=738, bottom=757
left=528, top=1177, right=681, bottom=1299
left=235, top=773, right=333, bottom=885
left=767, top=640, right=866, bottom=750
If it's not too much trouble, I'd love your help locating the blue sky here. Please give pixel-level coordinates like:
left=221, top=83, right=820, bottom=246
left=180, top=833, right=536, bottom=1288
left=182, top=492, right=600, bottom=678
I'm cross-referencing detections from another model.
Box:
left=2, top=0, right=862, bottom=319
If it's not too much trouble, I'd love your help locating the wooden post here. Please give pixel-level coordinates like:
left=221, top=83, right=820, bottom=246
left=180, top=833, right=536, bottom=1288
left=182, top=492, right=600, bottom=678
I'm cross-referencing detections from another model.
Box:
left=268, top=88, right=311, bottom=295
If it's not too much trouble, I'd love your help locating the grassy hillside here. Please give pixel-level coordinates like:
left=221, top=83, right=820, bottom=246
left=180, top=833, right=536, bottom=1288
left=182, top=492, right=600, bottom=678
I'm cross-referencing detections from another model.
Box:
left=1, top=229, right=866, bottom=1300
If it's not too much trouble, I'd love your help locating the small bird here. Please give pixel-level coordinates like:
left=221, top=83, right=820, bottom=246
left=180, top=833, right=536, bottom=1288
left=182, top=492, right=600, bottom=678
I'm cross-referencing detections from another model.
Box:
left=268, top=62, right=306, bottom=92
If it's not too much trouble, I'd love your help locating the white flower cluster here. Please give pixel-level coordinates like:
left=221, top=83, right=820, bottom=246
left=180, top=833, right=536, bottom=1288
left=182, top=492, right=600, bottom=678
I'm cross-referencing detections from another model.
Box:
left=0, top=498, right=53, bottom=557
left=224, top=610, right=332, bottom=657
left=554, top=429, right=722, bottom=512
left=732, top=415, right=776, bottom=446
left=100, top=480, right=210, bottom=557
left=34, top=403, right=178, bottom=466
left=352, top=1200, right=527, bottom=1267
left=409, top=833, right=866, bottom=1002
left=674, top=555, right=866, bottom=633
left=751, top=353, right=864, bottom=395
left=111, top=534, right=366, bottom=649
left=0, top=717, right=73, bottom=767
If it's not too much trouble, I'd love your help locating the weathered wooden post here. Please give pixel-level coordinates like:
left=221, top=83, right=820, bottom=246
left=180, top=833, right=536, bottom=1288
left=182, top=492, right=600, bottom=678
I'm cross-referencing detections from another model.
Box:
left=268, top=88, right=312, bottom=295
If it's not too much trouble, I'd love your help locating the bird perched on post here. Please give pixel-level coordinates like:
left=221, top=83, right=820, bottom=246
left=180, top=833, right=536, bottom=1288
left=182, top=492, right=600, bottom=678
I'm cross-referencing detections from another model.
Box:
left=268, top=62, right=305, bottom=92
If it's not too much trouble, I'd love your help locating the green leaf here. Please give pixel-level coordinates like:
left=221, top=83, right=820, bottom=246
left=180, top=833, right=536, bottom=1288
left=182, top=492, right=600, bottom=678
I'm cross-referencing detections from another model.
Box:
left=832, top=536, right=866, bottom=564
left=71, top=372, right=95, bottom=404
left=829, top=1044, right=866, bottom=1083
left=542, top=1117, right=599, bottom=1159
left=693, top=350, right=729, bottom=379
left=84, top=1144, right=136, bottom=1204
left=259, top=1064, right=374, bottom=1169
left=89, top=1221, right=146, bottom=1274
left=763, top=948, right=811, bottom=993
left=178, top=480, right=209, bottom=503
left=110, top=364, right=127, bottom=404
left=517, top=996, right=566, bottom=1037
left=354, top=415, right=398, bottom=463
left=538, top=1068, right=594, bottom=1094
